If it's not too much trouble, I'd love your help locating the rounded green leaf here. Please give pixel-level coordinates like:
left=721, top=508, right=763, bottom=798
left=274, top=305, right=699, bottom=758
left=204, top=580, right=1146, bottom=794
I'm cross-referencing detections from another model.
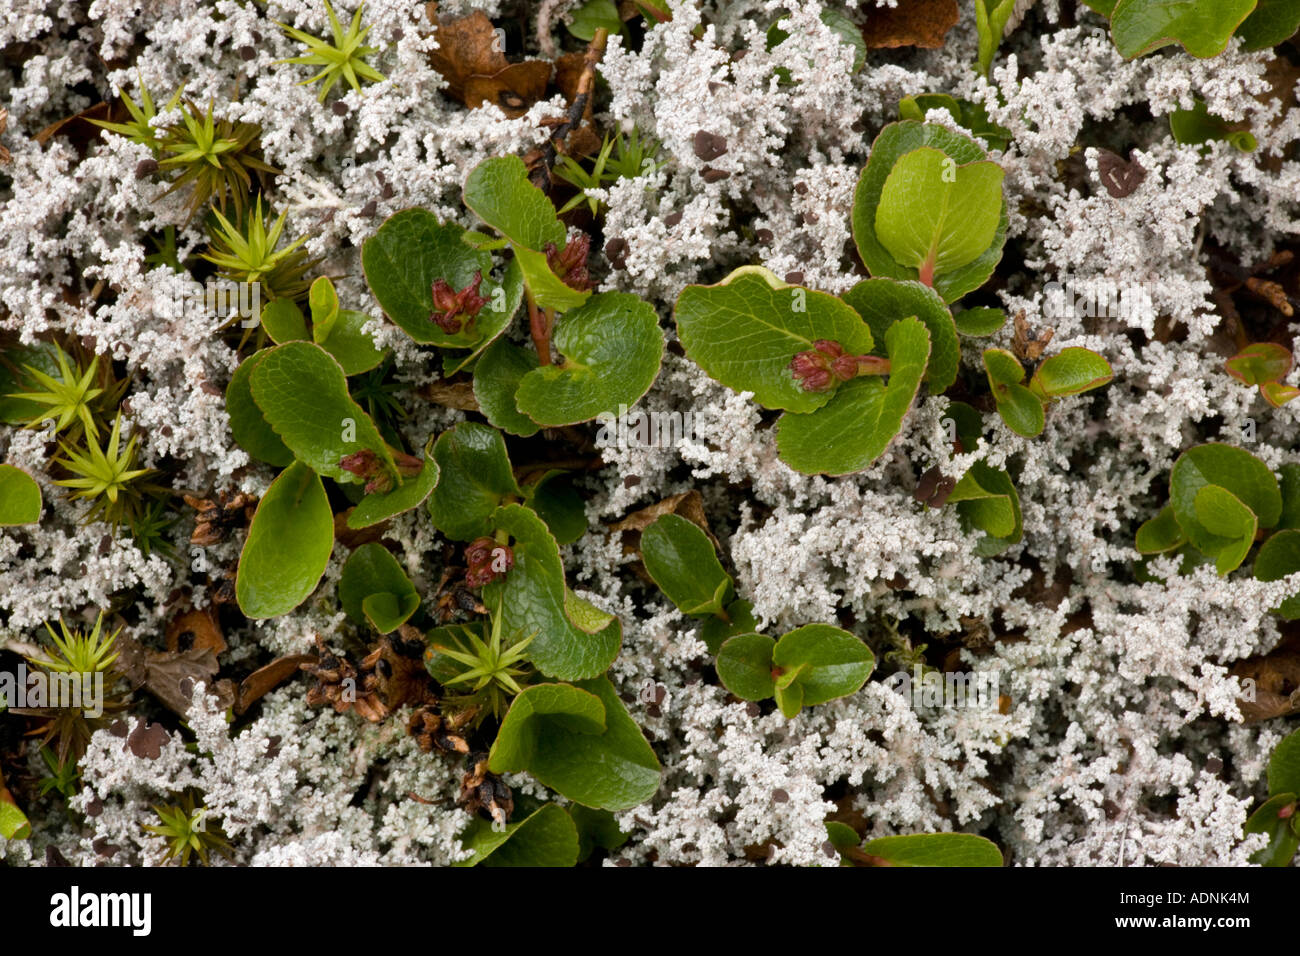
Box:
left=472, top=338, right=541, bottom=437
left=347, top=451, right=440, bottom=529
left=309, top=275, right=340, bottom=340
left=236, top=461, right=335, bottom=619
left=1135, top=504, right=1187, bottom=554
left=1278, top=463, right=1300, bottom=530
left=1226, top=342, right=1292, bottom=387
left=1194, top=484, right=1257, bottom=574
left=261, top=297, right=308, bottom=343
left=1029, top=347, right=1114, bottom=399
left=675, top=266, right=875, bottom=413
left=953, top=306, right=1007, bottom=336
left=483, top=504, right=621, bottom=680
left=489, top=678, right=661, bottom=810
left=567, top=0, right=623, bottom=40
left=716, top=633, right=777, bottom=701
left=1170, top=98, right=1257, bottom=151
left=1255, top=530, right=1300, bottom=619
left=523, top=471, right=587, bottom=546
left=1269, top=728, right=1300, bottom=795
left=514, top=291, right=665, bottom=427
left=1245, top=792, right=1299, bottom=867
left=982, top=347, right=1025, bottom=388
left=776, top=316, right=930, bottom=475
left=0, top=464, right=42, bottom=525
left=874, top=147, right=1005, bottom=283
left=861, top=833, right=1003, bottom=867
left=339, top=542, right=419, bottom=632
left=318, top=310, right=387, bottom=376
left=1169, top=444, right=1282, bottom=556
left=641, top=513, right=734, bottom=618
left=953, top=461, right=1023, bottom=556
left=1237, top=0, right=1300, bottom=50
left=250, top=341, right=393, bottom=483
left=426, top=422, right=522, bottom=541
left=456, top=803, right=580, bottom=868
left=842, top=278, right=959, bottom=393
left=994, top=383, right=1045, bottom=438
left=226, top=351, right=294, bottom=467
left=462, top=155, right=567, bottom=252
left=1110, top=0, right=1256, bottom=58
left=362, top=209, right=518, bottom=348
left=0, top=341, right=62, bottom=423
left=772, top=623, right=875, bottom=708
left=852, top=122, right=1008, bottom=303
left=0, top=800, right=30, bottom=840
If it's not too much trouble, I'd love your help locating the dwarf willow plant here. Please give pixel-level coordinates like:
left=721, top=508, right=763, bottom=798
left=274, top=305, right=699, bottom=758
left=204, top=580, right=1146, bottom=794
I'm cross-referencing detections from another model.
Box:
left=1081, top=0, right=1300, bottom=57
left=1244, top=727, right=1300, bottom=866
left=1137, top=444, right=1300, bottom=603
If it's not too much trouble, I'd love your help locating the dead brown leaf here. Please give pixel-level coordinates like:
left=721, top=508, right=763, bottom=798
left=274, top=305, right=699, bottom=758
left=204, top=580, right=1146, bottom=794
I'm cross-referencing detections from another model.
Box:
left=115, top=633, right=236, bottom=715
left=165, top=606, right=226, bottom=656
left=1231, top=631, right=1300, bottom=723
left=235, top=654, right=316, bottom=715
left=34, top=101, right=115, bottom=155
left=861, top=0, right=959, bottom=49
left=420, top=379, right=480, bottom=410
left=609, top=489, right=717, bottom=549
left=427, top=10, right=552, bottom=118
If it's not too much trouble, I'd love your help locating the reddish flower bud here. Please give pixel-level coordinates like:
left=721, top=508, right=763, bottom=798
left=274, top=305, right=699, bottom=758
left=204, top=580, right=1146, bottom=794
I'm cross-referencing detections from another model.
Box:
left=1280, top=801, right=1296, bottom=820
left=340, top=448, right=425, bottom=495
left=429, top=270, right=487, bottom=334
left=544, top=234, right=594, bottom=292
left=790, top=339, right=890, bottom=392
left=465, top=536, right=514, bottom=587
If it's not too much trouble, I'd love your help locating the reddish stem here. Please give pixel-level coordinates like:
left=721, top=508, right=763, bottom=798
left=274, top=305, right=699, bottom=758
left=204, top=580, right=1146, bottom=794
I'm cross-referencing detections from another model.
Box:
left=918, top=257, right=936, bottom=288
left=527, top=294, right=552, bottom=366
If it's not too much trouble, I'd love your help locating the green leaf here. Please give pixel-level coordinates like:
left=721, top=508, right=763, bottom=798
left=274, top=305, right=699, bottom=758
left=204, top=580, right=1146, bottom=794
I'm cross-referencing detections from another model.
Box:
left=1278, top=464, right=1300, bottom=529
left=1244, top=792, right=1299, bottom=867
left=1110, top=0, right=1257, bottom=58
left=774, top=680, right=805, bottom=718
left=875, top=147, right=1005, bottom=286
left=1136, top=505, right=1187, bottom=554
left=309, top=276, right=340, bottom=341
left=992, top=382, right=1044, bottom=437
left=473, top=338, right=542, bottom=437
left=1169, top=444, right=1281, bottom=557
left=1029, top=347, right=1114, bottom=399
left=1081, top=0, right=1118, bottom=13
left=226, top=351, right=295, bottom=467
left=362, top=209, right=520, bottom=349
left=841, top=278, right=959, bottom=393
left=953, top=306, right=1007, bottom=336
left=463, top=155, right=567, bottom=252
left=1193, top=484, right=1256, bottom=574
left=488, top=678, right=661, bottom=810
left=0, top=799, right=30, bottom=840
left=776, top=316, right=930, bottom=475
left=523, top=471, right=587, bottom=546
left=0, top=341, right=62, bottom=423
left=772, top=623, right=875, bottom=709
left=700, top=599, right=760, bottom=655
left=853, top=122, right=1008, bottom=303
left=982, top=347, right=1024, bottom=388
left=426, top=422, right=522, bottom=541
left=1170, top=97, right=1257, bottom=151
left=1237, top=0, right=1300, bottom=49
left=1270, top=728, right=1300, bottom=795
left=860, top=833, right=1003, bottom=867
left=347, top=452, right=439, bottom=529
left=567, top=0, right=623, bottom=40
left=675, top=266, right=875, bottom=414
left=570, top=804, right=629, bottom=862
left=339, top=542, right=419, bottom=632
left=260, top=297, right=309, bottom=343
left=236, top=461, right=334, bottom=619
left=1258, top=529, right=1300, bottom=617
left=318, top=310, right=387, bottom=376
left=0, top=464, right=42, bottom=525
left=975, top=0, right=1018, bottom=75
left=948, top=466, right=1017, bottom=539
left=641, top=514, right=734, bottom=617
left=898, top=94, right=1012, bottom=152
left=716, top=633, right=777, bottom=701
left=250, top=341, right=393, bottom=483
left=1226, top=342, right=1292, bottom=386
left=483, top=504, right=621, bottom=680
left=515, top=291, right=665, bottom=426
left=456, top=803, right=580, bottom=867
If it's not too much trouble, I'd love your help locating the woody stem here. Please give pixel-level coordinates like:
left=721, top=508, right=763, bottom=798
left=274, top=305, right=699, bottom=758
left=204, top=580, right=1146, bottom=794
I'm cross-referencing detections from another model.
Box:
left=527, top=293, right=553, bottom=366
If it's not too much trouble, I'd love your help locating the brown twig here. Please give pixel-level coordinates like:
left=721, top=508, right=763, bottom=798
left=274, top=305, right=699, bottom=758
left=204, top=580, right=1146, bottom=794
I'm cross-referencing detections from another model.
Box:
left=541, top=27, right=609, bottom=174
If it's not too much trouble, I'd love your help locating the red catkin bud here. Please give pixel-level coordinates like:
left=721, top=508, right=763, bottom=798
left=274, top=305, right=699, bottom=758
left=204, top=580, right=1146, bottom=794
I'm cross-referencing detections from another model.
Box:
left=544, top=234, right=595, bottom=292
left=429, top=270, right=487, bottom=333
left=790, top=339, right=890, bottom=392
left=465, top=537, right=514, bottom=587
